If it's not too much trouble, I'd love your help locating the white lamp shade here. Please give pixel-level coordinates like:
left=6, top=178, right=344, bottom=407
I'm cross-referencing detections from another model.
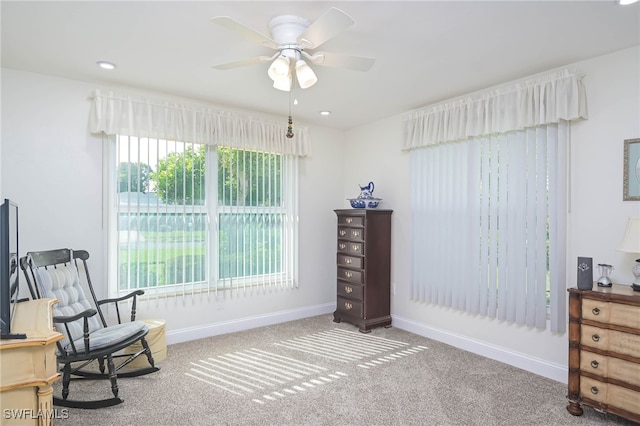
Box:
left=272, top=73, right=292, bottom=91
left=295, top=60, right=317, bottom=89
left=268, top=56, right=290, bottom=81
left=618, top=217, right=640, bottom=253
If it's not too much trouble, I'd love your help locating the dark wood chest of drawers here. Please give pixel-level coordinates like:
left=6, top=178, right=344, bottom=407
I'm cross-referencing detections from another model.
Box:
left=567, top=285, right=640, bottom=423
left=333, top=209, right=392, bottom=333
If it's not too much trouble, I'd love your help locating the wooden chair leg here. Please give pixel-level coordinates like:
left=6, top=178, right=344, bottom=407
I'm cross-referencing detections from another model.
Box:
left=140, top=337, right=155, bottom=367
left=106, top=355, right=119, bottom=398
left=98, top=356, right=106, bottom=374
left=61, top=363, right=72, bottom=400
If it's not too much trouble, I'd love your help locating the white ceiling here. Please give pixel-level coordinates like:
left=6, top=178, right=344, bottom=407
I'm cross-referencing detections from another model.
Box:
left=2, top=1, right=639, bottom=130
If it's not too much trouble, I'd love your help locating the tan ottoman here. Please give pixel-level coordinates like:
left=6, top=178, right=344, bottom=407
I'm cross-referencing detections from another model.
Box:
left=125, top=318, right=167, bottom=368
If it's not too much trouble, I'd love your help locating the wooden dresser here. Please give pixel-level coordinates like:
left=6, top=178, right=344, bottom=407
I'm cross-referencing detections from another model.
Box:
left=567, top=285, right=640, bottom=422
left=333, top=209, right=392, bottom=333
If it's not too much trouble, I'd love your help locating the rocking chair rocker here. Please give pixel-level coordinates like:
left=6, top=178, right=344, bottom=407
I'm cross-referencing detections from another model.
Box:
left=20, top=248, right=159, bottom=409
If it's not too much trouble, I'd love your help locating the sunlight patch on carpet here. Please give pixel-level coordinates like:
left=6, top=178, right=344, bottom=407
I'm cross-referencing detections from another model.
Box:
left=273, top=328, right=409, bottom=362
left=357, top=345, right=429, bottom=369
left=186, top=348, right=347, bottom=402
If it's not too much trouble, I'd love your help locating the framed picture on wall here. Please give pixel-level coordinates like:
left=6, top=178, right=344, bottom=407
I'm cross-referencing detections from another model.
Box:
left=623, top=138, right=640, bottom=201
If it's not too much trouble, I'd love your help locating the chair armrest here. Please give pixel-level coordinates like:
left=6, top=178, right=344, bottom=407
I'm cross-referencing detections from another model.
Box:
left=96, top=290, right=145, bottom=324
left=52, top=308, right=98, bottom=324
left=97, top=289, right=144, bottom=306
left=53, top=309, right=98, bottom=356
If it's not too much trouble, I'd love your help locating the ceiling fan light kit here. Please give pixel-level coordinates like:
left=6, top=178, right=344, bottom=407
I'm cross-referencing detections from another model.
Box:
left=272, top=72, right=292, bottom=91
left=295, top=59, right=317, bottom=89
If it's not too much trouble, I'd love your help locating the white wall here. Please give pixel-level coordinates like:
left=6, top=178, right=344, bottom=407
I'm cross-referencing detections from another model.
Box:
left=0, top=68, right=344, bottom=342
left=343, top=46, right=640, bottom=383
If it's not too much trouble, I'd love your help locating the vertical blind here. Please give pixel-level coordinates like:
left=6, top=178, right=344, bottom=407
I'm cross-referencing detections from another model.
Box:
left=410, top=124, right=567, bottom=331
left=404, top=69, right=586, bottom=333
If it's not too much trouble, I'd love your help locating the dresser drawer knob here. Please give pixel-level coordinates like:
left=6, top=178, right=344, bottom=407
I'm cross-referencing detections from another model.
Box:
left=346, top=218, right=353, bottom=224
left=590, top=360, right=599, bottom=369
left=345, top=258, right=352, bottom=264
left=352, top=245, right=360, bottom=252
left=592, top=307, right=600, bottom=315
left=590, top=386, right=599, bottom=395
left=345, top=271, right=353, bottom=278
left=345, top=286, right=353, bottom=294
left=592, top=334, right=600, bottom=342
left=339, top=243, right=346, bottom=250
left=339, top=230, right=347, bottom=236
left=345, top=302, right=353, bottom=310
left=352, top=230, right=360, bottom=237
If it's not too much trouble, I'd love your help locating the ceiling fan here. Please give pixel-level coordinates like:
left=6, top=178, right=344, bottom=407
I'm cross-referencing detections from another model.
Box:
left=210, top=7, right=375, bottom=91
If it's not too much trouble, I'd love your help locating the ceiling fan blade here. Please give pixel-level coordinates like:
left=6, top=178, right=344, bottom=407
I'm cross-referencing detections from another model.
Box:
left=297, top=7, right=355, bottom=49
left=309, top=51, right=375, bottom=72
left=212, top=56, right=273, bottom=70
left=210, top=16, right=279, bottom=50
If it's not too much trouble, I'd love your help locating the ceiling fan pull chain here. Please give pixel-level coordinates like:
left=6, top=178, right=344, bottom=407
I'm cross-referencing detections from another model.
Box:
left=286, top=86, right=294, bottom=138
left=286, top=115, right=294, bottom=139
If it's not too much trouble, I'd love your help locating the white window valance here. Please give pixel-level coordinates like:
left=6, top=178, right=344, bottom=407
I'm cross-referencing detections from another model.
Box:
left=403, top=69, right=587, bottom=150
left=89, top=90, right=311, bottom=157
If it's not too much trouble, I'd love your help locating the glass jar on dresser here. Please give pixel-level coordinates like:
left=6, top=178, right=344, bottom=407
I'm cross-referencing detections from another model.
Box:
left=333, top=209, right=392, bottom=333
left=567, top=285, right=640, bottom=422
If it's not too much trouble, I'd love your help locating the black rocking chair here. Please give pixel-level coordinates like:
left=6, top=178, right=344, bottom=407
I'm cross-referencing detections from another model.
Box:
left=20, top=248, right=159, bottom=409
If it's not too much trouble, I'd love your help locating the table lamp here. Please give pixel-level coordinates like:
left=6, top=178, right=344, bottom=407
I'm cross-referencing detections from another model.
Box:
left=617, top=217, right=640, bottom=291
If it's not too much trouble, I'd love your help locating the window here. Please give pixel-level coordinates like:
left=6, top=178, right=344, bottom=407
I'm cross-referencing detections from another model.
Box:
left=110, top=135, right=298, bottom=298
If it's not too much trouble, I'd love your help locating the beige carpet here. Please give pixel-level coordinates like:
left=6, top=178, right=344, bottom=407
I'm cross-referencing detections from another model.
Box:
left=52, top=314, right=636, bottom=426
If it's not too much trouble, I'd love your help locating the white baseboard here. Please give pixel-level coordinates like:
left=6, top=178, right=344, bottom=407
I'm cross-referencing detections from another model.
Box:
left=165, top=303, right=335, bottom=345
left=392, top=315, right=568, bottom=384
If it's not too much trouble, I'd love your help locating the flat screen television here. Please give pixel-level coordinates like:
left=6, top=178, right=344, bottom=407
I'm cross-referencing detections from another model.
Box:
left=0, top=198, right=25, bottom=339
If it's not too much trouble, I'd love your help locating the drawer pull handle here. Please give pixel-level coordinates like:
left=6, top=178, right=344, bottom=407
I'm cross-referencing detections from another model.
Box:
left=592, top=307, right=600, bottom=315
left=353, top=245, right=360, bottom=252
left=590, top=386, right=599, bottom=395
left=345, top=286, right=353, bottom=294
left=339, top=230, right=347, bottom=236
left=590, top=360, right=599, bottom=369
left=339, top=243, right=346, bottom=250
left=592, top=334, right=600, bottom=342
left=345, top=302, right=353, bottom=310
left=352, top=230, right=360, bottom=237
left=346, top=218, right=353, bottom=224
left=345, top=271, right=353, bottom=278
left=345, top=258, right=352, bottom=264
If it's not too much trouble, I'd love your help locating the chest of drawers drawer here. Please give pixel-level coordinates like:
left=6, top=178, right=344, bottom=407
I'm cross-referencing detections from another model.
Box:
left=337, top=226, right=364, bottom=241
left=337, top=296, right=363, bottom=318
left=579, top=350, right=640, bottom=388
left=582, top=298, right=640, bottom=329
left=580, top=324, right=640, bottom=358
left=337, top=254, right=363, bottom=269
left=579, top=376, right=640, bottom=417
left=337, top=282, right=363, bottom=301
left=337, top=241, right=363, bottom=255
left=337, top=266, right=363, bottom=284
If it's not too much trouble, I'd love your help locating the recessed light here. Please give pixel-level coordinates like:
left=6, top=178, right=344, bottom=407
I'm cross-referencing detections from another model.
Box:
left=97, top=61, right=116, bottom=70
left=619, top=0, right=638, bottom=5
left=319, top=111, right=331, bottom=116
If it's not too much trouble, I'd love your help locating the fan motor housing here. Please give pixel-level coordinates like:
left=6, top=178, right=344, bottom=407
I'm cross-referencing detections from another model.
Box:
left=268, top=15, right=309, bottom=45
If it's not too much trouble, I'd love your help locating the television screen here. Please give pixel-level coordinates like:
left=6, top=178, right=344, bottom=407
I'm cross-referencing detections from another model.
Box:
left=0, top=199, right=25, bottom=339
